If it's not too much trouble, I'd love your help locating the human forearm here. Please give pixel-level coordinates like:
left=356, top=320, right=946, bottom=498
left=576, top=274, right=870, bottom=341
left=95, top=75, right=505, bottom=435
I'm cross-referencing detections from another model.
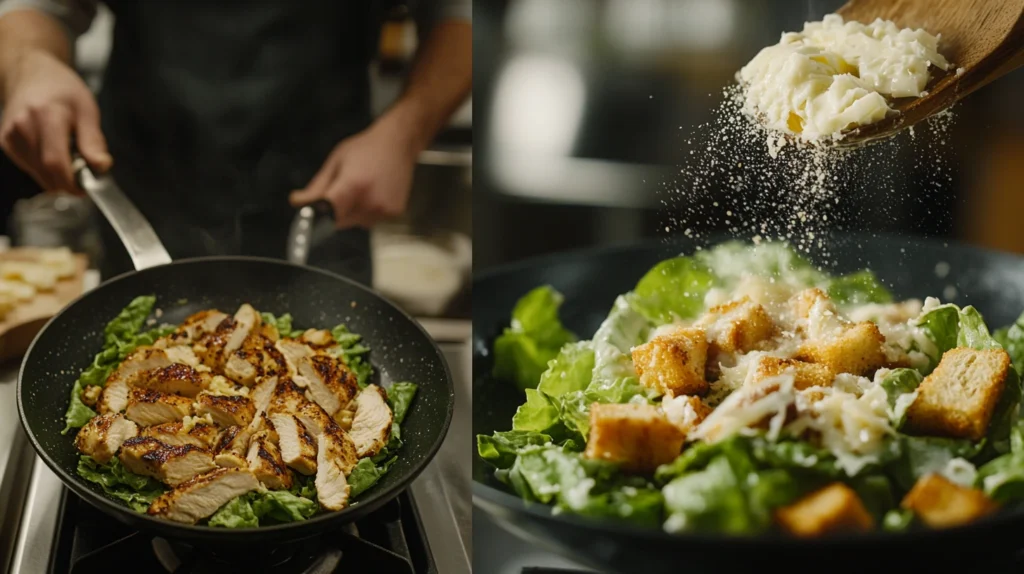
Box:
left=376, top=19, right=472, bottom=156
left=0, top=9, right=72, bottom=102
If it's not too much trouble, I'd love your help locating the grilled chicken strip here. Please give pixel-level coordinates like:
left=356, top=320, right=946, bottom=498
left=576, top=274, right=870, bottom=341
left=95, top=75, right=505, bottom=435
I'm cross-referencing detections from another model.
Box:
left=168, top=309, right=229, bottom=345
left=268, top=413, right=318, bottom=475
left=297, top=355, right=357, bottom=416
left=225, top=334, right=288, bottom=386
left=118, top=437, right=217, bottom=486
left=195, top=391, right=255, bottom=428
left=126, top=363, right=210, bottom=397
left=147, top=468, right=260, bottom=524
left=247, top=376, right=278, bottom=431
left=247, top=429, right=293, bottom=490
left=267, top=377, right=308, bottom=415
left=97, top=347, right=177, bottom=413
left=298, top=329, right=335, bottom=350
left=350, top=385, right=393, bottom=458
left=213, top=425, right=252, bottom=469
left=275, top=339, right=314, bottom=378
left=125, top=388, right=195, bottom=426
left=316, top=425, right=359, bottom=511
left=74, top=413, right=138, bottom=463
left=141, top=420, right=219, bottom=449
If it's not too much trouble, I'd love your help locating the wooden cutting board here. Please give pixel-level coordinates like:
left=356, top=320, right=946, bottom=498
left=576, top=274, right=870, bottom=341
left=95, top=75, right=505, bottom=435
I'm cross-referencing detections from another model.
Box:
left=0, top=250, right=88, bottom=362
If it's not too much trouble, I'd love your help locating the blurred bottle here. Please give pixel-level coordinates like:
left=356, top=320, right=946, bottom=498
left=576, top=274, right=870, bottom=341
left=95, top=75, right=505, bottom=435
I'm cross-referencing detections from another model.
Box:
left=9, top=194, right=102, bottom=267
left=379, top=3, right=417, bottom=76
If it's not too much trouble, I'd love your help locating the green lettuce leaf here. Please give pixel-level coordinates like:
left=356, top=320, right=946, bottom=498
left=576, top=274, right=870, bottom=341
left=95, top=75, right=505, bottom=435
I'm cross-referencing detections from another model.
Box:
left=537, top=342, right=595, bottom=398
left=509, top=445, right=662, bottom=525
left=62, top=296, right=173, bottom=434
left=994, top=311, right=1024, bottom=375
left=77, top=456, right=167, bottom=513
left=693, top=241, right=825, bottom=290
left=629, top=256, right=715, bottom=324
left=387, top=381, right=417, bottom=425
left=885, top=436, right=984, bottom=492
left=251, top=490, right=318, bottom=522
left=848, top=473, right=895, bottom=522
left=662, top=454, right=760, bottom=534
left=330, top=324, right=373, bottom=388
left=349, top=457, right=388, bottom=498
left=976, top=421, right=1024, bottom=502
left=492, top=286, right=577, bottom=391
left=916, top=303, right=961, bottom=366
left=882, top=508, right=916, bottom=532
left=260, top=312, right=304, bottom=338
left=878, top=368, right=923, bottom=429
left=208, top=495, right=259, bottom=528
left=826, top=270, right=893, bottom=306
left=477, top=430, right=552, bottom=469
left=585, top=296, right=649, bottom=404
left=512, top=389, right=561, bottom=433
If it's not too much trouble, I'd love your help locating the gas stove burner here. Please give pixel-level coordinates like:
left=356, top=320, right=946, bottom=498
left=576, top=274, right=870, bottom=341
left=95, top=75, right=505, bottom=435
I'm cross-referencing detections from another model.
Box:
left=51, top=489, right=435, bottom=574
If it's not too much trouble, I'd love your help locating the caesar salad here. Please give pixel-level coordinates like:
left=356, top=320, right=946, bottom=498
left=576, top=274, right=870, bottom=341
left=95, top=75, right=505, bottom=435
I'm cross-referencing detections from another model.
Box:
left=478, top=241, right=1024, bottom=537
left=64, top=296, right=417, bottom=526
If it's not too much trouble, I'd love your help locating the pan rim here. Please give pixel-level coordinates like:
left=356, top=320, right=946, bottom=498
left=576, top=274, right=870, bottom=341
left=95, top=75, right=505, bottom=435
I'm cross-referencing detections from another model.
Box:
left=17, top=255, right=455, bottom=538
left=472, top=234, right=1024, bottom=548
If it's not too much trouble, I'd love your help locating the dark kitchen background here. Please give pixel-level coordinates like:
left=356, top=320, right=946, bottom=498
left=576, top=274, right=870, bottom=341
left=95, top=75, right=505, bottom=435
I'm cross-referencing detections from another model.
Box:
left=474, top=0, right=1024, bottom=272
left=0, top=1, right=472, bottom=321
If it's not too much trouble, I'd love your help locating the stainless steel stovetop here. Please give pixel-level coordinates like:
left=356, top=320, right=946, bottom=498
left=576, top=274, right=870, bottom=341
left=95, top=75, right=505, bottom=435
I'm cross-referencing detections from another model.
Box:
left=0, top=268, right=471, bottom=573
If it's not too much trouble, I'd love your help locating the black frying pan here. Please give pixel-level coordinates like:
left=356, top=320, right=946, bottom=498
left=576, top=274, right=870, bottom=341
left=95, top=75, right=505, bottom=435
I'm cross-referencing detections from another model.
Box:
left=17, top=158, right=454, bottom=548
left=473, top=233, right=1024, bottom=573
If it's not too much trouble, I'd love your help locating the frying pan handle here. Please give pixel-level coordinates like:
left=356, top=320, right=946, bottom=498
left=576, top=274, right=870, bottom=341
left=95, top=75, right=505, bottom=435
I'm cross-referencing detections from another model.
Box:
left=72, top=154, right=172, bottom=271
left=286, top=200, right=333, bottom=265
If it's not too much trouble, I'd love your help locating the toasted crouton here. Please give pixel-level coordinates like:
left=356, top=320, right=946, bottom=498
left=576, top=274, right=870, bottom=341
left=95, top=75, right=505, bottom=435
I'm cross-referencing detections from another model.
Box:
left=660, top=395, right=712, bottom=434
left=775, top=483, right=873, bottom=537
left=751, top=356, right=834, bottom=390
left=584, top=403, right=685, bottom=473
left=631, top=328, right=708, bottom=397
left=797, top=322, right=886, bottom=376
left=695, top=297, right=775, bottom=356
left=901, top=473, right=998, bottom=528
left=903, top=348, right=1010, bottom=440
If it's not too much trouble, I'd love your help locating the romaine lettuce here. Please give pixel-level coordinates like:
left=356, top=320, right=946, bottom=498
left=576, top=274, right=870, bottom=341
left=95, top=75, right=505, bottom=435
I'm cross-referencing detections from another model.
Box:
left=493, top=286, right=577, bottom=391
left=994, top=311, right=1024, bottom=375
left=477, top=430, right=552, bottom=469
left=629, top=256, right=715, bottom=324
left=77, top=455, right=167, bottom=513
left=208, top=496, right=259, bottom=528
left=537, top=342, right=595, bottom=398
left=826, top=270, right=893, bottom=306
left=878, top=368, right=923, bottom=429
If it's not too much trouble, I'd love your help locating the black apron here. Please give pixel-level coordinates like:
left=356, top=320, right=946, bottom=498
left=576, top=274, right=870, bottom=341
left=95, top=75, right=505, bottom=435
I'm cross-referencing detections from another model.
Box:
left=94, top=0, right=386, bottom=285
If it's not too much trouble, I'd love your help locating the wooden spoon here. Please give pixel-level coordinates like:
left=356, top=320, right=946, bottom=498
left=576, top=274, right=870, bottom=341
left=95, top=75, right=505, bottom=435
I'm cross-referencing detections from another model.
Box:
left=835, top=0, right=1024, bottom=147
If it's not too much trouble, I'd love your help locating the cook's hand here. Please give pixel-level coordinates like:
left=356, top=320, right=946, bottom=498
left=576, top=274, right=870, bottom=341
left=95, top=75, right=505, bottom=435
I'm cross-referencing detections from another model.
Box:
left=289, top=118, right=416, bottom=229
left=0, top=50, right=111, bottom=193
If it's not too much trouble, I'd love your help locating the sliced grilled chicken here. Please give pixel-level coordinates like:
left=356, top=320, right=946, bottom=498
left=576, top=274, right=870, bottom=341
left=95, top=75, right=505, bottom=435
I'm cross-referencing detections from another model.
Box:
left=315, top=425, right=359, bottom=510
left=118, top=437, right=217, bottom=486
left=125, top=388, right=195, bottom=426
left=269, top=413, right=318, bottom=475
left=141, top=420, right=219, bottom=449
left=168, top=309, right=229, bottom=345
left=98, top=347, right=177, bottom=413
left=147, top=468, right=260, bottom=524
left=213, top=425, right=252, bottom=469
left=126, top=363, right=210, bottom=397
left=195, top=391, right=255, bottom=427
left=161, top=344, right=204, bottom=370
left=298, top=329, right=335, bottom=350
left=246, top=429, right=293, bottom=490
left=350, top=385, right=393, bottom=458
left=275, top=339, right=315, bottom=379
left=247, top=376, right=278, bottom=431
left=97, top=379, right=130, bottom=415
left=297, top=355, right=357, bottom=416
left=225, top=333, right=288, bottom=386
left=293, top=400, right=338, bottom=439
left=267, top=378, right=308, bottom=415
left=74, top=413, right=138, bottom=463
